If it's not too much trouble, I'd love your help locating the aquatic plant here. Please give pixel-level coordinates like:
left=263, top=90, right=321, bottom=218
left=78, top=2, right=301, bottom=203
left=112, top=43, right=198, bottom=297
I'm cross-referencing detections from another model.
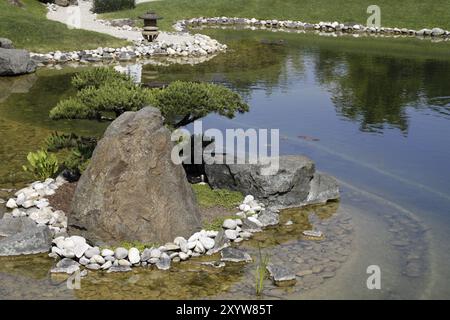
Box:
left=45, top=132, right=79, bottom=152
left=22, top=149, right=59, bottom=180
left=255, top=244, right=270, bottom=296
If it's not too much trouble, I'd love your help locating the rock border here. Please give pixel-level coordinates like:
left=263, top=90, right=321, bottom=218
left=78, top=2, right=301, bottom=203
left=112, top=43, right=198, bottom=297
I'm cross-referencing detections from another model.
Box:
left=2, top=179, right=334, bottom=285
left=174, top=17, right=450, bottom=42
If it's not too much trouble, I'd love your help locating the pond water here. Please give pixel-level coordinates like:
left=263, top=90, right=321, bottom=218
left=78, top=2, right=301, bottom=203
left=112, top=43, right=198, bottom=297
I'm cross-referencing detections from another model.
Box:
left=1, top=29, right=450, bottom=299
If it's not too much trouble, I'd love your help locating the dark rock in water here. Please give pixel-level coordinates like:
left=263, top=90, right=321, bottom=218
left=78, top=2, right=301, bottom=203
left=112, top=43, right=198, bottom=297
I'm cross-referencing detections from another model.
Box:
left=70, top=107, right=201, bottom=244
left=257, top=210, right=279, bottom=227
left=0, top=216, right=52, bottom=256
left=50, top=258, right=80, bottom=274
left=260, top=39, right=286, bottom=46
left=205, top=155, right=339, bottom=208
left=220, top=247, right=252, bottom=263
left=207, top=229, right=230, bottom=254
left=107, top=265, right=132, bottom=273
left=306, top=172, right=339, bottom=205
left=0, top=48, right=36, bottom=76
left=241, top=218, right=262, bottom=232
left=0, top=38, right=14, bottom=49
left=266, top=264, right=297, bottom=286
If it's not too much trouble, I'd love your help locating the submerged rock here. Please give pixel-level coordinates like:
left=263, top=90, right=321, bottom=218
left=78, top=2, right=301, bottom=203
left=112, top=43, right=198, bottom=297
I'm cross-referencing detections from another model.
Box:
left=0, top=216, right=52, bottom=256
left=220, top=247, right=252, bottom=263
left=50, top=258, right=80, bottom=274
left=69, top=107, right=202, bottom=244
left=257, top=210, right=279, bottom=227
left=266, top=264, right=297, bottom=286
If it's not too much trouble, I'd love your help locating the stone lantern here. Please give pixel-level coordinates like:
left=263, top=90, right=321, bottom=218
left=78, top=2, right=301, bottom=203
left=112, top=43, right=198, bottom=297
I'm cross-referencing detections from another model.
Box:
left=139, top=11, right=162, bottom=42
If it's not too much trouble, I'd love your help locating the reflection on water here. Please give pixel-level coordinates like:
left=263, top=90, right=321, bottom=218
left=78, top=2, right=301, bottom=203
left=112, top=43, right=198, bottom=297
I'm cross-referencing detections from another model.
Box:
left=0, top=29, right=450, bottom=298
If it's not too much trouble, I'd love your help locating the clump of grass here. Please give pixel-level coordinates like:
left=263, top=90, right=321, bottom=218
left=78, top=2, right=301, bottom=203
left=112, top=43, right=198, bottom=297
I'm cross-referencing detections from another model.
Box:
left=192, top=184, right=243, bottom=209
left=255, top=244, right=270, bottom=296
left=116, top=241, right=160, bottom=251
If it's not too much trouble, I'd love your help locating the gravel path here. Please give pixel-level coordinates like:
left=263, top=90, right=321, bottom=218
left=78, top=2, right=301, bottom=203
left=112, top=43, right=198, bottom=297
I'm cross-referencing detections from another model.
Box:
left=46, top=0, right=194, bottom=44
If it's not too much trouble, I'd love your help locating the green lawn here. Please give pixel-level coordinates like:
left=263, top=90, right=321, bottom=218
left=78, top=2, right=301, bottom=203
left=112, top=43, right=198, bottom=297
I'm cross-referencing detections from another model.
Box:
left=104, top=0, right=450, bottom=31
left=0, top=0, right=129, bottom=52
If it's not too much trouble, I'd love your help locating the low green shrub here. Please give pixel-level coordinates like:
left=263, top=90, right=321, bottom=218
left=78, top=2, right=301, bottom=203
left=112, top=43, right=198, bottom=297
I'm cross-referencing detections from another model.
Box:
left=71, top=67, right=131, bottom=90
left=148, top=81, right=249, bottom=128
left=92, top=0, right=135, bottom=14
left=78, top=79, right=153, bottom=117
left=50, top=97, right=100, bottom=120
left=22, top=149, right=59, bottom=180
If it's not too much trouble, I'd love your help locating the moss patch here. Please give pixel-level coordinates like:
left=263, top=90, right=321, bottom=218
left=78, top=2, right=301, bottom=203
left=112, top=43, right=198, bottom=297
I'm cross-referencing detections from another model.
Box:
left=192, top=183, right=244, bottom=209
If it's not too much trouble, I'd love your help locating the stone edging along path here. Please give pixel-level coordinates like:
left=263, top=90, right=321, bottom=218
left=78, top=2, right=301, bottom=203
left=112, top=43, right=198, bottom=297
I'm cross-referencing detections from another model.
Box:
left=0, top=178, right=335, bottom=277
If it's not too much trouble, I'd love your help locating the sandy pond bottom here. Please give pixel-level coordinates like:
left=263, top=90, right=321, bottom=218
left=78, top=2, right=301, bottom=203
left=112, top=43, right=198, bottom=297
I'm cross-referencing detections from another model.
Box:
left=0, top=185, right=429, bottom=300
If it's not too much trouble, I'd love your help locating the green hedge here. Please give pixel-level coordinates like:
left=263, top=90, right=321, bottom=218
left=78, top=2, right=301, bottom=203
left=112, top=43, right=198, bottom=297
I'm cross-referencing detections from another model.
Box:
left=92, top=0, right=135, bottom=14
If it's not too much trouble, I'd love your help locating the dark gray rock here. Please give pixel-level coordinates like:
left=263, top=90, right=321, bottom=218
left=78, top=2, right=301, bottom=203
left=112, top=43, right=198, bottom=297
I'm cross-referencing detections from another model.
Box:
left=220, top=247, right=252, bottom=263
left=240, top=218, right=262, bottom=232
left=207, top=229, right=229, bottom=254
left=70, top=107, right=201, bottom=244
left=107, top=265, right=132, bottom=273
left=0, top=38, right=14, bottom=49
left=0, top=216, right=52, bottom=256
left=156, top=253, right=171, bottom=270
left=50, top=258, right=80, bottom=274
left=266, top=264, right=296, bottom=286
left=205, top=155, right=339, bottom=208
left=305, top=172, right=339, bottom=205
left=0, top=48, right=36, bottom=76
left=257, top=210, right=279, bottom=227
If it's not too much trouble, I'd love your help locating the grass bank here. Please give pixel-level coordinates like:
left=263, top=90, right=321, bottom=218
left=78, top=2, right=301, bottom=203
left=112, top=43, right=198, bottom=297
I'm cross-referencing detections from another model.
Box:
left=103, top=0, right=450, bottom=31
left=0, top=0, right=128, bottom=52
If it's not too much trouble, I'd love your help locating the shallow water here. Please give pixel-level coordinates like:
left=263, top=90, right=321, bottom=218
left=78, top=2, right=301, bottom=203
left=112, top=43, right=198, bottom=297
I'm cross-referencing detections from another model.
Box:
left=0, top=29, right=449, bottom=299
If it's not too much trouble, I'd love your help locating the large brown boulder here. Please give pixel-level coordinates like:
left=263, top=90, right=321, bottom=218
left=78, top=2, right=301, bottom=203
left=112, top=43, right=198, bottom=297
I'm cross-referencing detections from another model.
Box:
left=69, top=107, right=201, bottom=245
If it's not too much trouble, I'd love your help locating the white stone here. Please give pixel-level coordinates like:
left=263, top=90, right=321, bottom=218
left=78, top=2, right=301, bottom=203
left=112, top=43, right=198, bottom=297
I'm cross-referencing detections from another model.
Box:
left=194, top=241, right=205, bottom=253
left=222, top=219, right=237, bottom=229
left=118, top=259, right=131, bottom=267
left=225, top=229, right=238, bottom=240
left=101, top=261, right=112, bottom=270
left=243, top=195, right=254, bottom=204
left=16, top=193, right=26, bottom=206
left=101, top=249, right=114, bottom=257
left=179, top=252, right=189, bottom=260
left=150, top=248, right=161, bottom=259
left=199, top=236, right=215, bottom=250
left=248, top=216, right=263, bottom=227
left=114, top=247, right=128, bottom=259
left=6, top=198, right=17, bottom=209
left=91, top=255, right=106, bottom=265
left=128, top=248, right=140, bottom=264
left=85, top=247, right=101, bottom=259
